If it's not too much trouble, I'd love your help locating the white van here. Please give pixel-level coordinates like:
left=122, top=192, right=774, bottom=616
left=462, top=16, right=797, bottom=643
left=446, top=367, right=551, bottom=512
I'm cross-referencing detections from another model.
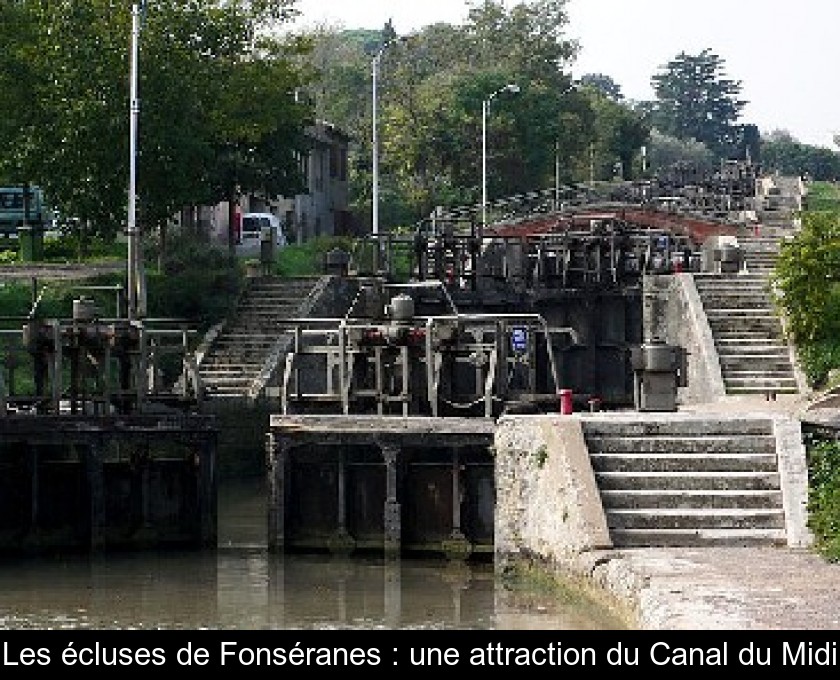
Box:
left=237, top=212, right=286, bottom=254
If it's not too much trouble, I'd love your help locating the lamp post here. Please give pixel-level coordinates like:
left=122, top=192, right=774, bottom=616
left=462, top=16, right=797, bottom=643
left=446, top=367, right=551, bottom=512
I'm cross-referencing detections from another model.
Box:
left=482, top=83, right=519, bottom=229
left=127, top=1, right=147, bottom=320
left=371, top=35, right=408, bottom=237
left=553, top=83, right=577, bottom=212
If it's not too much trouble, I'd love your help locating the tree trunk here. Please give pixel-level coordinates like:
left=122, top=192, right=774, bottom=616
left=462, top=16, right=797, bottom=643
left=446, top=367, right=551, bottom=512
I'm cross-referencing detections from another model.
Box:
left=227, top=189, right=238, bottom=261
left=158, top=221, right=167, bottom=273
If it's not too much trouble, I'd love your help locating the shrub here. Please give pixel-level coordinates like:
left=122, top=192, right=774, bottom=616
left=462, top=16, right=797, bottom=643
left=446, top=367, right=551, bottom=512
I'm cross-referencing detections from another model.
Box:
left=806, top=439, right=840, bottom=562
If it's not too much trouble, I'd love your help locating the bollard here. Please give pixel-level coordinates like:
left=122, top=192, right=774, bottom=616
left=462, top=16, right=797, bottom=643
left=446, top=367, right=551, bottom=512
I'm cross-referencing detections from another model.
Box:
left=588, top=397, right=602, bottom=413
left=559, top=388, right=573, bottom=415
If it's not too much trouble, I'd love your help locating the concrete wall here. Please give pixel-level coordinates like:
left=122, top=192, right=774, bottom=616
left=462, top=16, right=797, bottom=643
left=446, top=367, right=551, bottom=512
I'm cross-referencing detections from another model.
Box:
left=644, top=273, right=726, bottom=405
left=494, top=414, right=611, bottom=570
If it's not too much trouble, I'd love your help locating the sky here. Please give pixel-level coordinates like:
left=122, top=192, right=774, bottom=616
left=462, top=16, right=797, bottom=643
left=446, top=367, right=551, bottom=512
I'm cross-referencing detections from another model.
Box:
left=290, top=0, right=839, bottom=150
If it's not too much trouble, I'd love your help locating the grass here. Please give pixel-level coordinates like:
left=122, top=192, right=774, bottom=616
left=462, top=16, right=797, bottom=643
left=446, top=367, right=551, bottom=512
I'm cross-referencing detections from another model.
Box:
left=804, top=181, right=840, bottom=212
left=274, top=236, right=355, bottom=277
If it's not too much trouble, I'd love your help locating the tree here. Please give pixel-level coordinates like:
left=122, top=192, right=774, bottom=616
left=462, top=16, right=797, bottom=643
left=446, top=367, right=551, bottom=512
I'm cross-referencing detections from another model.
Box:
left=773, top=211, right=840, bottom=343
left=760, top=131, right=840, bottom=181
left=650, top=49, right=746, bottom=159
left=0, top=0, right=312, bottom=251
left=579, top=73, right=623, bottom=101
left=302, top=0, right=590, bottom=226
left=579, top=85, right=649, bottom=180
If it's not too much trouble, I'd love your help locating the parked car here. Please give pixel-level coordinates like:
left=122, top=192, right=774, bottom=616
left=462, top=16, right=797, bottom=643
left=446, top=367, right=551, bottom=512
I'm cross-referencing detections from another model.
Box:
left=236, top=212, right=286, bottom=256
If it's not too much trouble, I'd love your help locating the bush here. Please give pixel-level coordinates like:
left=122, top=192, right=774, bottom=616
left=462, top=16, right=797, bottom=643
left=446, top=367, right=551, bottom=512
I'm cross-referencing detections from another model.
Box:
left=145, top=234, right=243, bottom=330
left=806, top=439, right=840, bottom=562
left=797, top=341, right=840, bottom=388
left=41, top=232, right=127, bottom=261
left=773, top=210, right=840, bottom=389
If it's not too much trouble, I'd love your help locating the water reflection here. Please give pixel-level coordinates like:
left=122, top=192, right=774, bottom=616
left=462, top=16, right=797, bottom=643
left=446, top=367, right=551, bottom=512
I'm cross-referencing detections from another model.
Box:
left=0, top=479, right=630, bottom=630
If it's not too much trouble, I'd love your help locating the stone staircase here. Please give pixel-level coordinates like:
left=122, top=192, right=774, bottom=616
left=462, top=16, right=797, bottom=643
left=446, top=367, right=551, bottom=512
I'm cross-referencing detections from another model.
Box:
left=196, top=276, right=323, bottom=400
left=739, top=235, right=783, bottom=275
left=582, top=416, right=788, bottom=547
left=693, top=272, right=799, bottom=396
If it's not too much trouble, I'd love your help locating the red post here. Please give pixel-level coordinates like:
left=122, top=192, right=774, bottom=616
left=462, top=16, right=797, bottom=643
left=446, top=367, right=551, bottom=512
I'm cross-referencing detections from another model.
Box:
left=559, top=388, right=573, bottom=415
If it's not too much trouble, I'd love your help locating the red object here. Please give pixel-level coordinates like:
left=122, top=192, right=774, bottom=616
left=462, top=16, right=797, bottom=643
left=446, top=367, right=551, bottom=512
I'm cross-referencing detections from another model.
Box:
left=559, top=388, right=573, bottom=415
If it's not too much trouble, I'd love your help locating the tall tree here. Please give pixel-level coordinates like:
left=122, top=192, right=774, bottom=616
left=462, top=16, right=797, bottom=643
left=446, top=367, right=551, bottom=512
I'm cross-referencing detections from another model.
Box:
left=761, top=131, right=840, bottom=181
left=650, top=49, right=746, bottom=159
left=579, top=85, right=649, bottom=180
left=0, top=0, right=312, bottom=250
left=578, top=73, right=624, bottom=101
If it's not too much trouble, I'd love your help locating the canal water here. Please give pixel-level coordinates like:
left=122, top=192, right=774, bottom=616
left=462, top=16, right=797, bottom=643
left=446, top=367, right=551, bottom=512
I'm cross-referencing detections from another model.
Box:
left=0, top=477, right=631, bottom=630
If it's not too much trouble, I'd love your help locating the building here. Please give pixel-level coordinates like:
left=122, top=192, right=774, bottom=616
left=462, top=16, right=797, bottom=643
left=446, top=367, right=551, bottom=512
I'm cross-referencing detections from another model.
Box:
left=176, top=120, right=352, bottom=246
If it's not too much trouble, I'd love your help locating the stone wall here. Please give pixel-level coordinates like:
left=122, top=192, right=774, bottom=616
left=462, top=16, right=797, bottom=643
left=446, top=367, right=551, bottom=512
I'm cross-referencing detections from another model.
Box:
left=494, top=414, right=611, bottom=571
left=643, top=273, right=726, bottom=405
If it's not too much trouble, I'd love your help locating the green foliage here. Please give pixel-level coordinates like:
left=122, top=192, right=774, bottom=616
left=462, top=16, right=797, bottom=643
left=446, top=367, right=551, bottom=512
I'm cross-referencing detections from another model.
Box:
left=0, top=274, right=125, bottom=327
left=645, top=128, right=716, bottom=174
left=41, top=233, right=127, bottom=262
left=302, top=0, right=635, bottom=226
left=796, top=341, right=840, bottom=388
left=804, top=181, right=840, bottom=211
left=274, top=236, right=354, bottom=277
left=772, top=194, right=840, bottom=389
left=772, top=211, right=840, bottom=344
left=649, top=49, right=746, bottom=159
left=0, top=0, right=312, bottom=241
left=806, top=439, right=840, bottom=561
left=761, top=132, right=840, bottom=182
left=579, top=86, right=649, bottom=180
left=145, top=235, right=242, bottom=330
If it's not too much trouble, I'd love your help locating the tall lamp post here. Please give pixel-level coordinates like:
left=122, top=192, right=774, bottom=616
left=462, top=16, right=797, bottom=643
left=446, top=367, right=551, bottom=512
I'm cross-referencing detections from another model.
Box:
left=553, top=83, right=577, bottom=212
left=482, top=83, right=519, bottom=229
left=127, top=1, right=147, bottom=320
left=371, top=36, right=408, bottom=237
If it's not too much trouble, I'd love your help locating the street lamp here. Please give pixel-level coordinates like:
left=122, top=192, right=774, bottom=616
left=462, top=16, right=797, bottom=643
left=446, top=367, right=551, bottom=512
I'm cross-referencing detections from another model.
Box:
left=482, top=83, right=520, bottom=229
left=127, top=1, right=147, bottom=320
left=554, top=83, right=577, bottom=212
left=371, top=35, right=409, bottom=237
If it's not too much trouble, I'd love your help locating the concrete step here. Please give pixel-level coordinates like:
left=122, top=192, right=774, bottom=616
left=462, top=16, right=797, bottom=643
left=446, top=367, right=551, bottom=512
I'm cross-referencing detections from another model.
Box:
left=699, top=296, right=773, bottom=308
left=586, top=434, right=775, bottom=454
left=197, top=275, right=321, bottom=398
left=716, top=345, right=790, bottom=355
left=724, top=368, right=795, bottom=379
left=608, top=528, right=787, bottom=548
left=594, top=471, right=781, bottom=491
left=581, top=417, right=774, bottom=437
left=197, top=374, right=254, bottom=385
left=590, top=452, right=778, bottom=473
left=599, top=489, right=783, bottom=510
left=705, top=309, right=776, bottom=318
left=581, top=415, right=786, bottom=548
left=200, top=364, right=259, bottom=379
left=724, top=375, right=798, bottom=389
left=719, top=357, right=794, bottom=371
left=606, top=508, right=785, bottom=530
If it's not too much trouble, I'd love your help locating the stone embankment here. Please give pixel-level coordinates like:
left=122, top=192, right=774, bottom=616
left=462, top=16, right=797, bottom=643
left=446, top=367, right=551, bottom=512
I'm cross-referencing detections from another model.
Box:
left=494, top=407, right=840, bottom=630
